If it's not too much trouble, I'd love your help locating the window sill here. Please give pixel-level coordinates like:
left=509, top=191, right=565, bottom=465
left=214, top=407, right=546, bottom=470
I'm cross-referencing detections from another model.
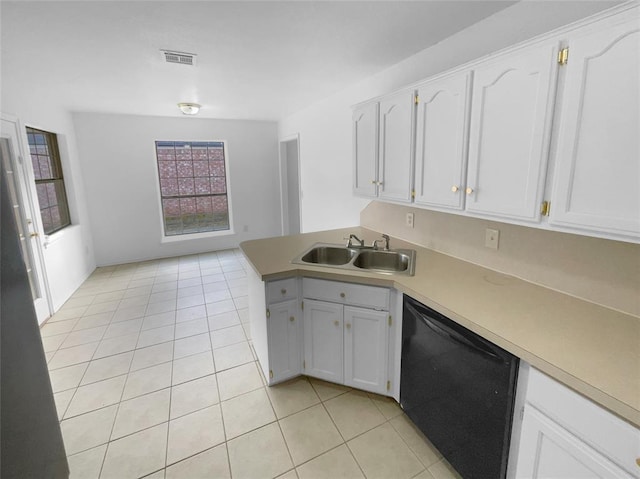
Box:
left=43, top=225, right=75, bottom=248
left=160, top=228, right=235, bottom=244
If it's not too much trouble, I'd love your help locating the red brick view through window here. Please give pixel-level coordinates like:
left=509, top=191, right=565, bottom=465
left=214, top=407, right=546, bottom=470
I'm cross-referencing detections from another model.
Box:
left=26, top=127, right=71, bottom=234
left=155, top=141, right=230, bottom=236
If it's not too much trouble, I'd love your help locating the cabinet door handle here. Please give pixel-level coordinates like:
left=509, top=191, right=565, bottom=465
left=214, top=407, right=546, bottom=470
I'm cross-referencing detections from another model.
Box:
left=289, top=316, right=295, bottom=322
left=451, top=185, right=459, bottom=193
left=281, top=288, right=287, bottom=295
left=346, top=323, right=351, bottom=330
left=334, top=320, right=340, bottom=326
left=371, top=180, right=377, bottom=184
left=340, top=292, right=346, bottom=299
left=465, top=187, right=474, bottom=195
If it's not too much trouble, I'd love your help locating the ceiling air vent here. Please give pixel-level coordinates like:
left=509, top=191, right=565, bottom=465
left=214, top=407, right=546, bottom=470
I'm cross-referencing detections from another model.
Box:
left=160, top=50, right=197, bottom=66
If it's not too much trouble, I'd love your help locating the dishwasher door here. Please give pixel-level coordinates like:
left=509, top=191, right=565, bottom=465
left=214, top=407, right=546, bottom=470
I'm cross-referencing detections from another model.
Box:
left=400, top=295, right=519, bottom=479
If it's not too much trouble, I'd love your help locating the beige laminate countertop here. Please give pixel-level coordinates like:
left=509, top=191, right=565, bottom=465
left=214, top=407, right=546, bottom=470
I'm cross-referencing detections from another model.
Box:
left=240, top=227, right=640, bottom=428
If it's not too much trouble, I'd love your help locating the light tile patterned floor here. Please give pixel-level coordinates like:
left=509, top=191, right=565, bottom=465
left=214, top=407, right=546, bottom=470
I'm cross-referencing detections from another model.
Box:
left=42, top=249, right=460, bottom=479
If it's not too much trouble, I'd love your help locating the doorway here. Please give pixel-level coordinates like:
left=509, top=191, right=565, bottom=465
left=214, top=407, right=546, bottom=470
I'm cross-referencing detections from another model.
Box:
left=279, top=135, right=301, bottom=235
left=1, top=116, right=52, bottom=323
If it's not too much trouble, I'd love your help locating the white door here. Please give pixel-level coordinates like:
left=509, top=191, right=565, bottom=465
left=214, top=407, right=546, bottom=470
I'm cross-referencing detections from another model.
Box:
left=279, top=136, right=301, bottom=235
left=516, top=406, right=632, bottom=478
left=267, top=299, right=300, bottom=383
left=378, top=90, right=415, bottom=203
left=466, top=43, right=559, bottom=222
left=1, top=116, right=51, bottom=323
left=414, top=72, right=471, bottom=211
left=550, top=18, right=640, bottom=239
left=303, top=299, right=343, bottom=383
left=352, top=102, right=379, bottom=197
left=343, top=306, right=388, bottom=394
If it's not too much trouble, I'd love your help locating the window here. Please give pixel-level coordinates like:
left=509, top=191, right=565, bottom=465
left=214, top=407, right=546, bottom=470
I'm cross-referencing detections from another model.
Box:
left=26, top=127, right=71, bottom=235
left=155, top=141, right=230, bottom=236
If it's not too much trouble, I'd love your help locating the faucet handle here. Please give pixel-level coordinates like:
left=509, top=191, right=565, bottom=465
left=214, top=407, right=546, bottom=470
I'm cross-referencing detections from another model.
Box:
left=382, top=234, right=390, bottom=250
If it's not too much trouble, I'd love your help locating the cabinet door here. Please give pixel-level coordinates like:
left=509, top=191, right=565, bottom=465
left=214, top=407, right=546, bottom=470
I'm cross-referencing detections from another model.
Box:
left=550, top=17, right=640, bottom=239
left=343, top=306, right=389, bottom=395
left=303, top=299, right=343, bottom=383
left=414, top=73, right=471, bottom=210
left=267, top=299, right=300, bottom=384
left=378, top=90, right=415, bottom=203
left=466, top=43, right=558, bottom=222
left=516, top=406, right=632, bottom=478
left=353, top=102, right=379, bottom=197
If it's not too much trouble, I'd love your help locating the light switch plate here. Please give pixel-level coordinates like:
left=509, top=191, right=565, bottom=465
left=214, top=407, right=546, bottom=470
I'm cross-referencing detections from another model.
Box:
left=485, top=228, right=499, bottom=250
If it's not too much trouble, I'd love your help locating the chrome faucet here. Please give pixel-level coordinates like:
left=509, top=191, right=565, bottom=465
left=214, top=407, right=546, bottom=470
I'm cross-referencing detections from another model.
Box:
left=345, top=234, right=365, bottom=248
left=372, top=234, right=390, bottom=251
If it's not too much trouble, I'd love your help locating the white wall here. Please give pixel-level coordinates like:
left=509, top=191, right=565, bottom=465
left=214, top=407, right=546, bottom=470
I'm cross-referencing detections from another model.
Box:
left=278, top=1, right=619, bottom=232
left=0, top=106, right=97, bottom=312
left=73, top=113, right=281, bottom=266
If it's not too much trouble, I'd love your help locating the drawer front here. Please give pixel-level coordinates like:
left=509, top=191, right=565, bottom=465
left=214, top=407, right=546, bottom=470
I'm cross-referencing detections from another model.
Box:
left=302, top=278, right=389, bottom=310
left=526, top=367, right=640, bottom=476
left=266, top=278, right=298, bottom=304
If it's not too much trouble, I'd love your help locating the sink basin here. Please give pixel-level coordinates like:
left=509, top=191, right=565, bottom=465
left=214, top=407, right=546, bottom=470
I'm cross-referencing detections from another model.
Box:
left=300, top=246, right=357, bottom=265
left=353, top=250, right=411, bottom=273
left=292, top=242, right=416, bottom=276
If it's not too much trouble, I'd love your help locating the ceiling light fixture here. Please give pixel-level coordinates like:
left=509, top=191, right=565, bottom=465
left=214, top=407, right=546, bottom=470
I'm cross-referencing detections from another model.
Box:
left=178, top=103, right=201, bottom=115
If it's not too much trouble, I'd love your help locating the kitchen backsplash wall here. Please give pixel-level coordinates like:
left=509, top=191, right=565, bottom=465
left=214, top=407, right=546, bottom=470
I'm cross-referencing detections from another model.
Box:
left=361, top=201, right=640, bottom=317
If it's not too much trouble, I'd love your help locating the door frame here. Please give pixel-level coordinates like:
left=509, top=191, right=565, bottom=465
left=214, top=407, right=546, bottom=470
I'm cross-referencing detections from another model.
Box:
left=278, top=134, right=302, bottom=235
left=1, top=113, right=53, bottom=322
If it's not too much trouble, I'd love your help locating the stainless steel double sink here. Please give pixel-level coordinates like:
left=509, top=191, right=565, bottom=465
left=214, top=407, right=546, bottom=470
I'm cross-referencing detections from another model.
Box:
left=292, top=243, right=416, bottom=276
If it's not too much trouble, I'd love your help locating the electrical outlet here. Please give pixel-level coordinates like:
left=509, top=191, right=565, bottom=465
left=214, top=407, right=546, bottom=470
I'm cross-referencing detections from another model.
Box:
left=406, top=212, right=415, bottom=228
left=485, top=228, right=499, bottom=250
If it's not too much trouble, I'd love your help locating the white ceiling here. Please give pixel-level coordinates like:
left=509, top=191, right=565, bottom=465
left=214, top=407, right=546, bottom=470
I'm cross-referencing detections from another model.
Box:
left=1, top=1, right=517, bottom=120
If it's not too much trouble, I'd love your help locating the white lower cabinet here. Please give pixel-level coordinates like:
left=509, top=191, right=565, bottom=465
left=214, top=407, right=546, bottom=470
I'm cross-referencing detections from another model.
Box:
left=302, top=278, right=392, bottom=395
left=267, top=299, right=301, bottom=384
left=514, top=367, right=640, bottom=479
left=302, top=299, right=343, bottom=384
left=248, top=271, right=301, bottom=386
left=516, top=406, right=632, bottom=478
left=343, top=306, right=388, bottom=393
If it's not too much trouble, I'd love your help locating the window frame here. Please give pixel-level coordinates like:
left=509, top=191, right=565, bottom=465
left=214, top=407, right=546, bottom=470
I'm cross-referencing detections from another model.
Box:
left=153, top=139, right=234, bottom=242
left=25, top=126, right=71, bottom=235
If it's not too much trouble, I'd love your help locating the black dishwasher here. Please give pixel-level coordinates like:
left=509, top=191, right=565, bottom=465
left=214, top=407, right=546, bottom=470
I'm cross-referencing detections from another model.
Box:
left=400, top=295, right=519, bottom=479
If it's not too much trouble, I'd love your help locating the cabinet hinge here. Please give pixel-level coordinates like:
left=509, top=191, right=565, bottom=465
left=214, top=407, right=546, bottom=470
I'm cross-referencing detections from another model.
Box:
left=520, top=405, right=525, bottom=420
left=540, top=201, right=551, bottom=217
left=269, top=370, right=273, bottom=379
left=414, top=94, right=419, bottom=105
left=388, top=315, right=392, bottom=326
left=303, top=360, right=306, bottom=369
left=411, top=190, right=415, bottom=199
left=386, top=380, right=391, bottom=391
left=557, top=47, right=569, bottom=65
left=301, top=300, right=304, bottom=310
left=266, top=308, right=270, bottom=318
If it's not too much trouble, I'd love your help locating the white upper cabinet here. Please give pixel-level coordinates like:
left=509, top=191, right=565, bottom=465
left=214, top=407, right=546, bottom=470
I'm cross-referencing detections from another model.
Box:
left=414, top=72, right=471, bottom=210
left=550, top=15, right=640, bottom=240
left=352, top=102, right=379, bottom=198
left=465, top=42, right=559, bottom=222
left=378, top=90, right=415, bottom=203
